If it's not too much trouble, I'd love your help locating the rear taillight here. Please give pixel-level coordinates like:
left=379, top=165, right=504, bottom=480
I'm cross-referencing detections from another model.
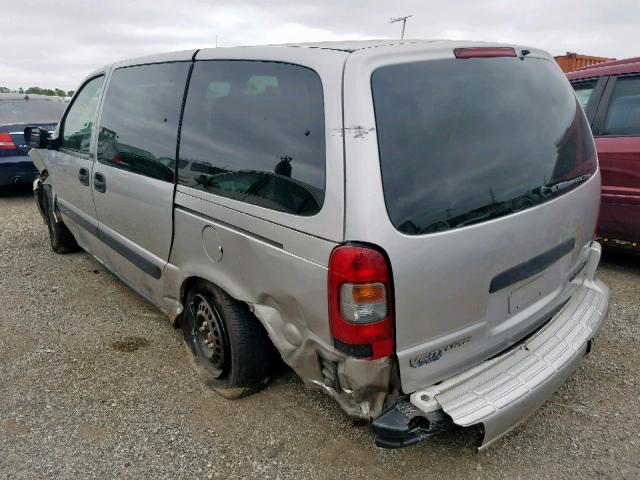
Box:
left=454, top=47, right=517, bottom=59
left=0, top=132, right=16, bottom=150
left=328, top=245, right=394, bottom=359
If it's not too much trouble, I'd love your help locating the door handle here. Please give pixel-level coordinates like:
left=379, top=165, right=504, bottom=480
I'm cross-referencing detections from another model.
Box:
left=94, top=172, right=106, bottom=193
left=78, top=168, right=90, bottom=186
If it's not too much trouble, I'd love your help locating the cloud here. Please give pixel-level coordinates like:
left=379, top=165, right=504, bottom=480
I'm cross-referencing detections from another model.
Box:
left=1, top=0, right=636, bottom=89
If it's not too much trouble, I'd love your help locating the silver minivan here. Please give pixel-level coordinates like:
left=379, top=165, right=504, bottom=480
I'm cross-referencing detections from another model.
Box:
left=26, top=40, right=609, bottom=449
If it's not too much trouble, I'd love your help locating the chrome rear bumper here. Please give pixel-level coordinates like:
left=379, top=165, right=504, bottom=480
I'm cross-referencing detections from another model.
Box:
left=375, top=243, right=609, bottom=449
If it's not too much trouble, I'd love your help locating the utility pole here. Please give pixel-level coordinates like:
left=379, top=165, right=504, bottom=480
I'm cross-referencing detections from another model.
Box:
left=390, top=15, right=413, bottom=39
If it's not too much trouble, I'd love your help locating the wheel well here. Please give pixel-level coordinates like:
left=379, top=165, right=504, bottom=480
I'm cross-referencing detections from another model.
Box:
left=180, top=276, right=201, bottom=307
left=178, top=276, right=248, bottom=321
left=178, top=276, right=276, bottom=351
left=173, top=276, right=205, bottom=326
left=180, top=276, right=255, bottom=311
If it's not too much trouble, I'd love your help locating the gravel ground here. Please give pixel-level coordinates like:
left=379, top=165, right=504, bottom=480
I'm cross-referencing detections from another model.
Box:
left=1, top=186, right=638, bottom=479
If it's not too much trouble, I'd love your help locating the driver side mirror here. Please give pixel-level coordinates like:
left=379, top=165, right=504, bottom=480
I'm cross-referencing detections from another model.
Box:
left=24, top=126, right=52, bottom=149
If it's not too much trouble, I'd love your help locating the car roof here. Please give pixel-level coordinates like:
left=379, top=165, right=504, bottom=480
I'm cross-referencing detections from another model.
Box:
left=107, top=39, right=544, bottom=70
left=277, top=39, right=444, bottom=52
left=0, top=93, right=67, bottom=101
left=567, top=56, right=640, bottom=81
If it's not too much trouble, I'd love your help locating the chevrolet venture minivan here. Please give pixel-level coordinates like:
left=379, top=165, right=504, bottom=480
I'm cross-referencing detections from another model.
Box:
left=26, top=40, right=609, bottom=449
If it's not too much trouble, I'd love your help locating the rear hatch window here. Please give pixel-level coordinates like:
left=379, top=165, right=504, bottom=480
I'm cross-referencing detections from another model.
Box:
left=371, top=56, right=596, bottom=235
left=0, top=98, right=66, bottom=125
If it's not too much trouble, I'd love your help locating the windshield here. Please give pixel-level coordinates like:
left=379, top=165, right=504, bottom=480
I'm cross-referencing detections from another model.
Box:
left=0, top=98, right=66, bottom=125
left=371, top=56, right=596, bottom=235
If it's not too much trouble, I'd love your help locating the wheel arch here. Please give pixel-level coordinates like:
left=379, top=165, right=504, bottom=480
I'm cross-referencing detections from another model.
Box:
left=178, top=275, right=252, bottom=312
left=174, top=274, right=271, bottom=338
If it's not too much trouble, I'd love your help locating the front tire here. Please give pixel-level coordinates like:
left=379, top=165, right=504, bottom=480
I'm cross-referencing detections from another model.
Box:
left=42, top=186, right=80, bottom=254
left=182, top=280, right=273, bottom=398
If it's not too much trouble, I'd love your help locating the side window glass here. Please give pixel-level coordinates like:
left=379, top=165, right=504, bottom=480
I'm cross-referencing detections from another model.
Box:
left=97, top=62, right=191, bottom=182
left=573, top=81, right=596, bottom=110
left=178, top=61, right=326, bottom=216
left=603, top=76, right=640, bottom=136
left=60, top=76, right=104, bottom=154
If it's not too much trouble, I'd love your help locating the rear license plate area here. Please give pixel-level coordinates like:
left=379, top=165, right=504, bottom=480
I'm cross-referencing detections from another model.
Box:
left=509, top=274, right=545, bottom=313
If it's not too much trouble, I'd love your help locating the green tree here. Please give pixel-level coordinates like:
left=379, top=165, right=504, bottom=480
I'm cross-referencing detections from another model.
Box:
left=67, top=90, right=75, bottom=97
left=0, top=86, right=11, bottom=93
left=18, top=87, right=24, bottom=94
left=21, top=86, right=71, bottom=97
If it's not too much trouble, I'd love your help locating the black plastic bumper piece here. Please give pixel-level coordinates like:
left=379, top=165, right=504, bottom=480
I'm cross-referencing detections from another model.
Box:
left=372, top=397, right=453, bottom=449
left=33, top=179, right=47, bottom=222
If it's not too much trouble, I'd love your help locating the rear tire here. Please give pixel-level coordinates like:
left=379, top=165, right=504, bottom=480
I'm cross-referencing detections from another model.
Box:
left=42, top=186, right=80, bottom=254
left=182, top=280, right=273, bottom=398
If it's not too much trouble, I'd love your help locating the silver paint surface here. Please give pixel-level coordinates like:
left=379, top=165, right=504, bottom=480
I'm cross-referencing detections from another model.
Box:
left=29, top=40, right=610, bottom=427
left=409, top=243, right=609, bottom=448
left=342, top=43, right=602, bottom=393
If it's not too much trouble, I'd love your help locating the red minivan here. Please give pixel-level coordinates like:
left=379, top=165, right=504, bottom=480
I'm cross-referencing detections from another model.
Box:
left=568, top=58, right=640, bottom=252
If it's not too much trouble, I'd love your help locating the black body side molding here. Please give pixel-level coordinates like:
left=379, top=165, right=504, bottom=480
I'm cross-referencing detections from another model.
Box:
left=57, top=201, right=161, bottom=279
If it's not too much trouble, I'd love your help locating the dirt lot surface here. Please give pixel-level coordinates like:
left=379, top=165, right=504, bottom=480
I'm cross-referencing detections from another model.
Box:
left=1, top=186, right=639, bottom=479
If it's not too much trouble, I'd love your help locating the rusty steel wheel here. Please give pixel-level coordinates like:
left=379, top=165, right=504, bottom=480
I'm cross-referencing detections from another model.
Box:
left=189, top=293, right=229, bottom=379
left=181, top=280, right=274, bottom=398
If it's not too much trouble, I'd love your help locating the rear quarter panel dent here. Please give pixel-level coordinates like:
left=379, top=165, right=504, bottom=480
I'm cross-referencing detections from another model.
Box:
left=167, top=207, right=335, bottom=344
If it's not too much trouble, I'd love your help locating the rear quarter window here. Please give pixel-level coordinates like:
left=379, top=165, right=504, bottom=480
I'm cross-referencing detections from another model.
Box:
left=178, top=60, right=326, bottom=216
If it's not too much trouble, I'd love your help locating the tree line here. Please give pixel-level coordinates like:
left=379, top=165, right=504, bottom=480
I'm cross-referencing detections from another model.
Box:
left=0, top=86, right=74, bottom=97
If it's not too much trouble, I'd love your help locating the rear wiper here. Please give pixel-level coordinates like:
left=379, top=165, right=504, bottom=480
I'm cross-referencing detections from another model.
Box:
left=418, top=200, right=515, bottom=232
left=540, top=173, right=592, bottom=198
left=456, top=202, right=514, bottom=228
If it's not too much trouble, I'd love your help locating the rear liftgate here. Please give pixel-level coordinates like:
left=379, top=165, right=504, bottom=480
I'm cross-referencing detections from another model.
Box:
left=373, top=243, right=608, bottom=449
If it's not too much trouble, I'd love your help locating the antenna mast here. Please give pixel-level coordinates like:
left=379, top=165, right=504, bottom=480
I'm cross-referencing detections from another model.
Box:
left=389, top=15, right=413, bottom=39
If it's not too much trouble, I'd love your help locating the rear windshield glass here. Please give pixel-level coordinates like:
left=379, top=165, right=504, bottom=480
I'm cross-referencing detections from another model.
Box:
left=371, top=57, right=596, bottom=235
left=0, top=99, right=66, bottom=124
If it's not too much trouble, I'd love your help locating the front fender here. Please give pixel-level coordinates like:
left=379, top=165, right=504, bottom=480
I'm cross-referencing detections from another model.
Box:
left=28, top=147, right=49, bottom=174
left=32, top=177, right=48, bottom=223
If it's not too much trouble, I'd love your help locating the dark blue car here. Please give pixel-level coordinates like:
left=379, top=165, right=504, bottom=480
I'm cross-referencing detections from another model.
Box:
left=0, top=93, right=66, bottom=186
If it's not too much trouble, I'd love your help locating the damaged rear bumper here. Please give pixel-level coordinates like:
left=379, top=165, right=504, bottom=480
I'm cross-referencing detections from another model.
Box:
left=374, top=249, right=609, bottom=449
